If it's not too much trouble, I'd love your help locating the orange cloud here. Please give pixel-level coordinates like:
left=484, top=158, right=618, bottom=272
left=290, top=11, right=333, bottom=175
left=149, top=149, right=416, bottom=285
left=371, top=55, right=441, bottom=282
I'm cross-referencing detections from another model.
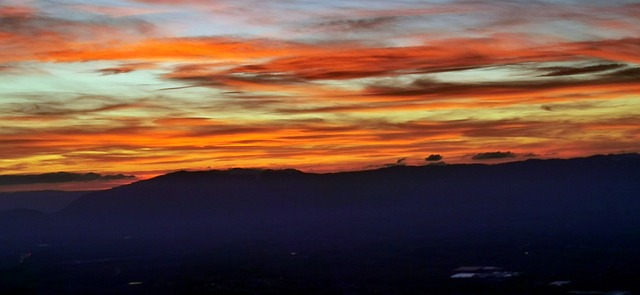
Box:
left=40, top=37, right=328, bottom=62
left=570, top=38, right=640, bottom=64
left=2, top=112, right=638, bottom=176
left=0, top=4, right=155, bottom=62
left=96, top=62, right=157, bottom=75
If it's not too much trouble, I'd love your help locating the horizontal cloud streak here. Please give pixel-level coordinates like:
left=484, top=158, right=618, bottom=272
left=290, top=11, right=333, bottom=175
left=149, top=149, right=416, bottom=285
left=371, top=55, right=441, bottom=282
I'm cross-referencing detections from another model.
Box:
left=0, top=172, right=135, bottom=186
left=540, top=64, right=625, bottom=77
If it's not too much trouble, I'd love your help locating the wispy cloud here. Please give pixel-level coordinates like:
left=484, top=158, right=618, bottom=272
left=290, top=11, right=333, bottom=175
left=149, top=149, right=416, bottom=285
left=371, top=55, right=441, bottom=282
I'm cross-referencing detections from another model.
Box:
left=539, top=63, right=625, bottom=77
left=70, top=3, right=165, bottom=17
left=96, top=62, right=157, bottom=75
left=0, top=4, right=156, bottom=62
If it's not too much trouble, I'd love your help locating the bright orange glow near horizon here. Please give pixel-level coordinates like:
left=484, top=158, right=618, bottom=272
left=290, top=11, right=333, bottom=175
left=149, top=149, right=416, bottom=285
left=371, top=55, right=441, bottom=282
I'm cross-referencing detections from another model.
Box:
left=1, top=0, right=639, bottom=190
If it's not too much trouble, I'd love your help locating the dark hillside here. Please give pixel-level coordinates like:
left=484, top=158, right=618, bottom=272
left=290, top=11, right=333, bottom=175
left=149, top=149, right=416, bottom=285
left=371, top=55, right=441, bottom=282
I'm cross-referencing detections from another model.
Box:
left=2, top=154, right=640, bottom=294
left=61, top=154, right=640, bottom=239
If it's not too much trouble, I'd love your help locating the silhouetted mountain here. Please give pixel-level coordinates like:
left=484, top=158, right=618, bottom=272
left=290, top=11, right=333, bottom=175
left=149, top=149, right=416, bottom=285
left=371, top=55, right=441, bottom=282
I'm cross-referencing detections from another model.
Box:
left=58, top=153, right=640, bottom=240
left=2, top=154, right=640, bottom=294
left=0, top=190, right=88, bottom=212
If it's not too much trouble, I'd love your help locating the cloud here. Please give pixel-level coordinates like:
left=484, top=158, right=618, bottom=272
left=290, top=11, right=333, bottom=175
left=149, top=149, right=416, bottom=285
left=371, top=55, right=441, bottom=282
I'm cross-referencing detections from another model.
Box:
left=0, top=4, right=156, bottom=62
left=97, top=67, right=135, bottom=75
left=472, top=151, right=516, bottom=160
left=213, top=37, right=549, bottom=82
left=39, top=37, right=326, bottom=63
left=0, top=64, right=21, bottom=74
left=0, top=4, right=153, bottom=38
left=1, top=1, right=639, bottom=177
left=70, top=4, right=164, bottom=17
left=140, top=36, right=640, bottom=112
left=605, top=67, right=640, bottom=79
left=540, top=102, right=600, bottom=112
left=2, top=113, right=638, bottom=175
left=1, top=95, right=166, bottom=119
left=3, top=1, right=639, bottom=66
left=540, top=63, right=624, bottom=77
left=313, top=16, right=398, bottom=33
left=425, top=154, right=443, bottom=161
left=132, top=0, right=219, bottom=5
left=0, top=63, right=47, bottom=75
left=162, top=63, right=308, bottom=90
left=0, top=172, right=135, bottom=186
left=96, top=62, right=156, bottom=75
left=357, top=69, right=640, bottom=109
left=571, top=38, right=640, bottom=64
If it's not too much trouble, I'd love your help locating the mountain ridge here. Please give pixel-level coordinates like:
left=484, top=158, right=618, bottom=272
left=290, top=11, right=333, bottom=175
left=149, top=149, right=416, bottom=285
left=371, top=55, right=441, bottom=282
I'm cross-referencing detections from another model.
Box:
left=56, top=153, right=640, bottom=237
left=2, top=153, right=640, bottom=294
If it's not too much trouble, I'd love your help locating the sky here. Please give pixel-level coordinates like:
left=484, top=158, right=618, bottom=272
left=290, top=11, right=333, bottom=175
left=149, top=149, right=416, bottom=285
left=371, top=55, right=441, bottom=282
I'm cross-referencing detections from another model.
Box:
left=1, top=0, right=639, bottom=188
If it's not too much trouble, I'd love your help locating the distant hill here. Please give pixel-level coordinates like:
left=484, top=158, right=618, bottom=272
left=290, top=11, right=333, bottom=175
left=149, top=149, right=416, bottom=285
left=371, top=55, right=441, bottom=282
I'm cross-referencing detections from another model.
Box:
left=0, top=190, right=88, bottom=213
left=0, top=172, right=135, bottom=186
left=57, top=153, right=640, bottom=240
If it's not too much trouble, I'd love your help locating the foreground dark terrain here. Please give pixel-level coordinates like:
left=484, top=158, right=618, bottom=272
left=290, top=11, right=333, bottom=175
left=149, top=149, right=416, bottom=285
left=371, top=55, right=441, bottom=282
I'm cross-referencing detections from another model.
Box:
left=2, top=154, right=640, bottom=294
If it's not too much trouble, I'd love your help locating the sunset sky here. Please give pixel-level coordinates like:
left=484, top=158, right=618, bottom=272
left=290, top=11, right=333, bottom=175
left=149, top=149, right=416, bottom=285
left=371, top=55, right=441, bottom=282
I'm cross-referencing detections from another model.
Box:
left=1, top=0, right=639, bottom=185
